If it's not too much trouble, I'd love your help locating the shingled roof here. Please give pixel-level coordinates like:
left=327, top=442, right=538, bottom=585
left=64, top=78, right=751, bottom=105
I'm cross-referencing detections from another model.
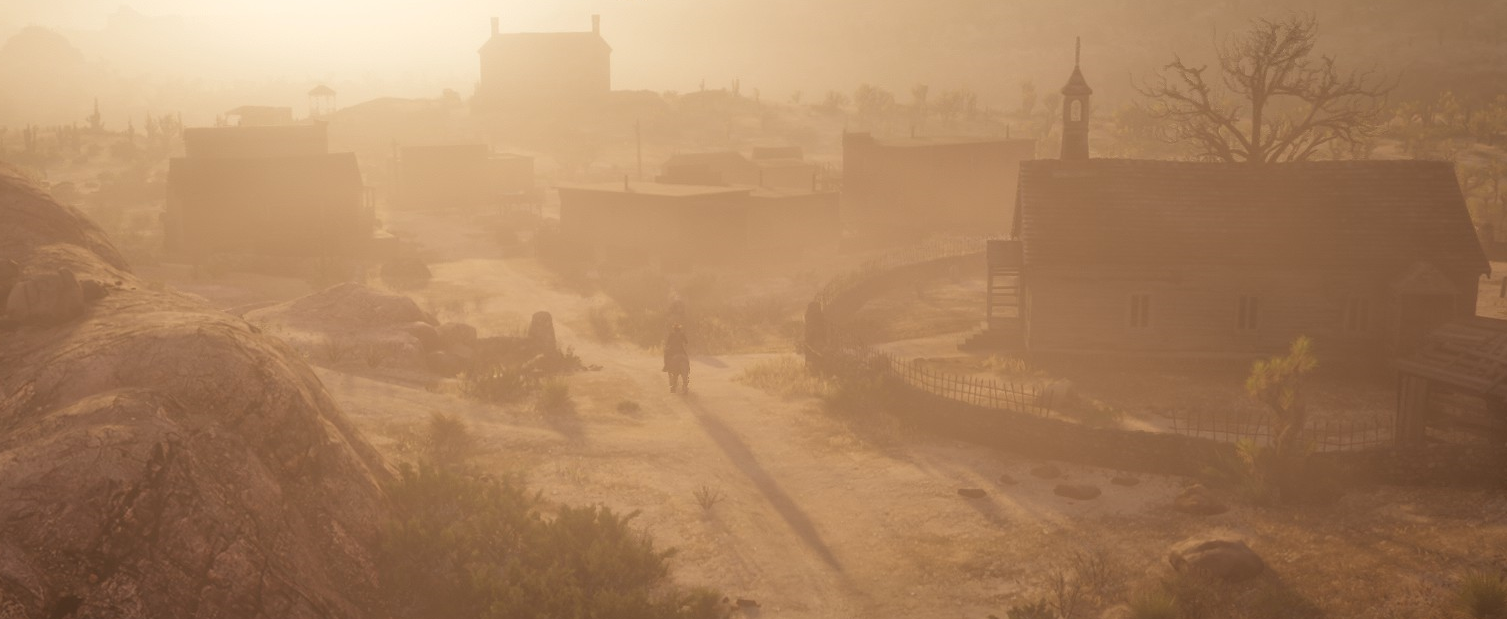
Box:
left=1397, top=317, right=1507, bottom=399
left=1013, top=159, right=1489, bottom=276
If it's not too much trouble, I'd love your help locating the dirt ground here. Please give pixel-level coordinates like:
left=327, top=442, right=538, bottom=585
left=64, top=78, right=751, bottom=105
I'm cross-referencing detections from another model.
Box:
left=149, top=212, right=1507, bottom=618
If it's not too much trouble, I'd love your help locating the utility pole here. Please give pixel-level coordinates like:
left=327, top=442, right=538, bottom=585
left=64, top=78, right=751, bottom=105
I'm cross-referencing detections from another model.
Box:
left=635, top=120, right=643, bottom=180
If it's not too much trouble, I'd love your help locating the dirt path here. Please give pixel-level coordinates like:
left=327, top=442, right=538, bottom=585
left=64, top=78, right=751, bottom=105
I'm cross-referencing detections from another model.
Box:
left=306, top=212, right=1200, bottom=617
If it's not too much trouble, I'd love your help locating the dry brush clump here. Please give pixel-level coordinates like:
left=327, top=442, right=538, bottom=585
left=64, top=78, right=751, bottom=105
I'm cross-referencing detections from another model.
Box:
left=693, top=485, right=725, bottom=512
left=1457, top=570, right=1507, bottom=619
left=734, top=355, right=832, bottom=398
left=378, top=464, right=729, bottom=619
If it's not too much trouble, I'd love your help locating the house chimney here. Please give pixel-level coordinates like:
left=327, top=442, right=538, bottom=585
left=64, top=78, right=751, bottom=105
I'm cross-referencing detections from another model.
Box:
left=491, top=17, right=499, bottom=35
left=592, top=14, right=600, bottom=35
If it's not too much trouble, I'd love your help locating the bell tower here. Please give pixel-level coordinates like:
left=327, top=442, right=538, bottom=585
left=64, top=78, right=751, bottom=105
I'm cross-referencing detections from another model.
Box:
left=1060, top=38, right=1093, bottom=160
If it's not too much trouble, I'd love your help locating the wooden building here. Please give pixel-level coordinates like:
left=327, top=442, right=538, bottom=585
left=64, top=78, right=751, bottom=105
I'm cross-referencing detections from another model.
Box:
left=970, top=50, right=1489, bottom=356
left=557, top=180, right=837, bottom=269
left=658, top=149, right=822, bottom=191
left=841, top=132, right=1035, bottom=239
left=392, top=144, right=534, bottom=210
left=1396, top=318, right=1507, bottom=445
left=165, top=123, right=371, bottom=259
left=473, top=15, right=610, bottom=112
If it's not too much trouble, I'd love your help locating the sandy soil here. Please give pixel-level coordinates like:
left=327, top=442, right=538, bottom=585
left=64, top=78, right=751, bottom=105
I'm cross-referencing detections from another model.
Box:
left=147, top=211, right=1507, bottom=618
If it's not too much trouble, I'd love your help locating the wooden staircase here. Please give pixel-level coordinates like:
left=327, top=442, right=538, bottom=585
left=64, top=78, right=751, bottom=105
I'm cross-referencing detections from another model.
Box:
left=960, top=239, right=1024, bottom=351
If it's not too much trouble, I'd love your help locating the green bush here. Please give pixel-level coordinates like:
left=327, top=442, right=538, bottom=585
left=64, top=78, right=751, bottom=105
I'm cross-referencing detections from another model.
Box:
left=379, top=465, right=727, bottom=619
left=1458, top=571, right=1507, bottom=619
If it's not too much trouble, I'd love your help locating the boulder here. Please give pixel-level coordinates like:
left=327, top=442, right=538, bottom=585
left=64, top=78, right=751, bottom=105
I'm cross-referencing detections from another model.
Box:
left=529, top=311, right=557, bottom=350
left=247, top=282, right=430, bottom=332
left=1030, top=464, right=1063, bottom=479
left=0, top=258, right=18, bottom=301
left=957, top=488, right=987, bottom=499
left=0, top=164, right=388, bottom=619
left=1054, top=484, right=1102, bottom=500
left=1168, top=536, right=1265, bottom=582
left=1173, top=484, right=1229, bottom=516
left=997, top=473, right=1019, bottom=486
left=401, top=321, right=442, bottom=352
left=438, top=322, right=478, bottom=348
left=6, top=268, right=85, bottom=323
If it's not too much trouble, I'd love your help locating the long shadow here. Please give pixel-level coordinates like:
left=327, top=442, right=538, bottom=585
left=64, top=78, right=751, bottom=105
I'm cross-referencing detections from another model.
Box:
left=683, top=395, right=844, bottom=571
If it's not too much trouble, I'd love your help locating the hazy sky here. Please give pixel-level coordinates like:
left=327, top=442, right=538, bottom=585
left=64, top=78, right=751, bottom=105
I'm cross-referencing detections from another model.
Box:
left=3, top=0, right=1502, bottom=124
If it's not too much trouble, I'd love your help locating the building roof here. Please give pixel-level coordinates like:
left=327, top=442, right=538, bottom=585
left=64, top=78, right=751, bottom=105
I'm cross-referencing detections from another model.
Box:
left=308, top=84, right=336, bottom=97
left=1397, top=317, right=1507, bottom=399
left=1061, top=66, right=1092, bottom=97
left=663, top=151, right=751, bottom=169
left=168, top=153, right=362, bottom=200
left=1014, top=159, right=1489, bottom=275
left=848, top=133, right=1036, bottom=150
left=556, top=181, right=750, bottom=198
left=479, top=30, right=611, bottom=55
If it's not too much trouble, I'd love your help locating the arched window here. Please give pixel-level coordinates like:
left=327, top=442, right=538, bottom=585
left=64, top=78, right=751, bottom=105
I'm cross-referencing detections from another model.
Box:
left=1070, top=99, right=1083, bottom=122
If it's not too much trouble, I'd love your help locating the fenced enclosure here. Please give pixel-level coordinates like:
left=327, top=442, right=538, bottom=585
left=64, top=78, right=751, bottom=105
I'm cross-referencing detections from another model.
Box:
left=808, top=236, right=1399, bottom=453
left=1167, top=411, right=1395, bottom=453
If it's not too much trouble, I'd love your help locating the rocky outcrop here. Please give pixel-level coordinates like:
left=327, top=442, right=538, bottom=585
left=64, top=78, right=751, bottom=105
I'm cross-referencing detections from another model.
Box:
left=1167, top=536, right=1266, bottom=582
left=0, top=165, right=389, bottom=619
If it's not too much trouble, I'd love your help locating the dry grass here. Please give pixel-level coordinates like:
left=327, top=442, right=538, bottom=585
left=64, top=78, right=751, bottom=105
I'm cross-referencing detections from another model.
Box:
left=734, top=355, right=831, bottom=398
left=693, top=485, right=725, bottom=512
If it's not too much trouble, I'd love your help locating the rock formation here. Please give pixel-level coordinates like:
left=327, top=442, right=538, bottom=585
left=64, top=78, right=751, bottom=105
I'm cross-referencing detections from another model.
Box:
left=0, top=165, right=389, bottom=619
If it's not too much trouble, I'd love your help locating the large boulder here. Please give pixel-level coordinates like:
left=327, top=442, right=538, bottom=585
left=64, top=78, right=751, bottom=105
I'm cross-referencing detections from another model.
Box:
left=5, top=267, right=84, bottom=323
left=1167, top=536, right=1266, bottom=582
left=0, top=165, right=388, bottom=619
left=529, top=311, right=556, bottom=351
left=247, top=281, right=431, bottom=331
left=1173, top=484, right=1229, bottom=516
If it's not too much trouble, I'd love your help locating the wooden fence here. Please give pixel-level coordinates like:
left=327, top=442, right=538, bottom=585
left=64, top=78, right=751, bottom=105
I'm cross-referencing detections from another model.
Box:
left=1168, top=411, right=1395, bottom=453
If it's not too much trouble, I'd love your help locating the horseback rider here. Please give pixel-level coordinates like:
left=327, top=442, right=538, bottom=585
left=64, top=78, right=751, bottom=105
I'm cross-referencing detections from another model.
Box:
left=663, top=323, right=690, bottom=393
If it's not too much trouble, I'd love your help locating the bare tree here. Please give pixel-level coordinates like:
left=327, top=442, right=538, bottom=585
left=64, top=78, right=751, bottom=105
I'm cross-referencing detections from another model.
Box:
left=1139, top=14, right=1392, bottom=164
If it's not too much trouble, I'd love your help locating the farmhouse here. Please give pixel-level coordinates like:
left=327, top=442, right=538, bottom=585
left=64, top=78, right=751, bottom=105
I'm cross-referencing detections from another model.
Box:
left=164, top=123, right=371, bottom=259
left=978, top=55, right=1489, bottom=357
left=392, top=143, right=535, bottom=210
left=841, top=131, right=1035, bottom=239
left=473, top=15, right=610, bottom=112
left=557, top=180, right=837, bottom=270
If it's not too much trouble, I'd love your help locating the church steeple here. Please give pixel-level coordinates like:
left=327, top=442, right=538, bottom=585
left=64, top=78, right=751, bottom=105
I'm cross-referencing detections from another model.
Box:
left=1060, top=38, right=1093, bottom=160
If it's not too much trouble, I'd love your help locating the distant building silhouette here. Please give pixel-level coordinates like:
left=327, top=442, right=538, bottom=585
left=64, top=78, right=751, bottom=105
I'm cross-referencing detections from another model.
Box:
left=557, top=180, right=838, bottom=270
left=164, top=123, right=371, bottom=259
left=308, top=84, right=337, bottom=120
left=474, top=15, right=611, bottom=112
left=393, top=143, right=534, bottom=210
left=841, top=132, right=1036, bottom=240
left=658, top=148, right=822, bottom=191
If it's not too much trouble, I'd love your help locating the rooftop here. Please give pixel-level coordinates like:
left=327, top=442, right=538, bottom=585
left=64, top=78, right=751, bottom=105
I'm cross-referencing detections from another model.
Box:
left=557, top=181, right=751, bottom=198
left=1015, top=158, right=1489, bottom=274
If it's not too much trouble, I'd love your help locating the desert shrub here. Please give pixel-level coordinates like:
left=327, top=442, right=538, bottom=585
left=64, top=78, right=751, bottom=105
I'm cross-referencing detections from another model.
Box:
left=362, top=342, right=393, bottom=369
left=693, top=485, right=725, bottom=511
left=820, top=374, right=888, bottom=418
left=421, top=412, right=476, bottom=469
left=536, top=379, right=574, bottom=415
left=1126, top=591, right=1180, bottom=619
left=1005, top=599, right=1056, bottom=619
left=1201, top=440, right=1281, bottom=507
left=1458, top=571, right=1507, bottom=619
left=379, top=465, right=727, bottom=619
left=735, top=356, right=830, bottom=398
left=320, top=334, right=355, bottom=365
left=462, top=363, right=539, bottom=404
